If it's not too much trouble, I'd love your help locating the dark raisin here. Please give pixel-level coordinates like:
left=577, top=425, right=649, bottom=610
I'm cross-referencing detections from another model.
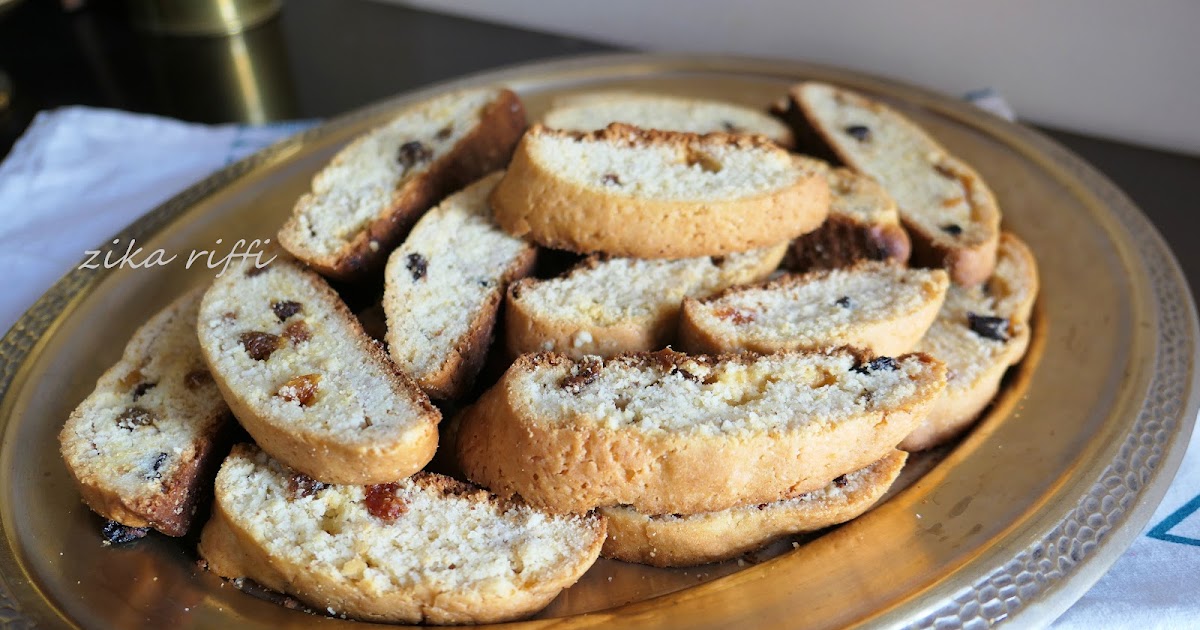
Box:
left=397, top=141, right=432, bottom=168
left=184, top=369, right=212, bottom=389
left=131, top=382, right=156, bottom=400
left=283, top=320, right=311, bottom=345
left=147, top=453, right=169, bottom=480
left=844, top=125, right=871, bottom=141
left=602, top=173, right=622, bottom=185
left=116, top=406, right=156, bottom=430
left=851, top=356, right=897, bottom=375
left=245, top=263, right=271, bottom=277
left=835, top=296, right=852, bottom=308
left=271, top=300, right=302, bottom=322
left=968, top=313, right=1010, bottom=341
left=101, top=520, right=150, bottom=545
left=869, top=356, right=898, bottom=371
left=365, top=483, right=409, bottom=521
left=277, top=374, right=321, bottom=406
left=435, top=125, right=453, bottom=140
left=756, top=503, right=768, bottom=510
left=288, top=473, right=328, bottom=499
left=833, top=475, right=849, bottom=488
left=941, top=223, right=963, bottom=236
left=671, top=366, right=700, bottom=383
left=560, top=357, right=602, bottom=394
left=478, top=279, right=492, bottom=288
left=934, top=163, right=957, bottom=179
left=240, top=331, right=282, bottom=360
left=406, top=253, right=428, bottom=281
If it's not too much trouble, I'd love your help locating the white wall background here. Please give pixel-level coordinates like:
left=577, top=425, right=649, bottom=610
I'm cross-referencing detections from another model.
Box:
left=389, top=0, right=1200, bottom=155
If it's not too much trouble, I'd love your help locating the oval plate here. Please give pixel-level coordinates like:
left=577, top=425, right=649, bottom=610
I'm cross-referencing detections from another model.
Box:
left=0, top=54, right=1196, bottom=629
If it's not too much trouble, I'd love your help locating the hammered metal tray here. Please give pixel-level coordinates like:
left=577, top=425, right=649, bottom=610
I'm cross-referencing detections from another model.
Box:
left=0, top=54, right=1196, bottom=629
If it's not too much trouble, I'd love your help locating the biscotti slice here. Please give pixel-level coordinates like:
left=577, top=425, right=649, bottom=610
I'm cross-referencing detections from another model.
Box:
left=198, top=257, right=440, bottom=484
left=542, top=91, right=794, bottom=146
left=505, top=243, right=787, bottom=359
left=786, top=165, right=912, bottom=270
left=456, top=348, right=946, bottom=514
left=279, top=87, right=526, bottom=279
left=679, top=262, right=949, bottom=357
left=383, top=172, right=536, bottom=399
left=59, top=289, right=231, bottom=536
left=902, top=233, right=1039, bottom=450
left=787, top=82, right=1001, bottom=285
left=491, top=123, right=829, bottom=258
left=199, top=444, right=604, bottom=624
left=600, top=450, right=906, bottom=567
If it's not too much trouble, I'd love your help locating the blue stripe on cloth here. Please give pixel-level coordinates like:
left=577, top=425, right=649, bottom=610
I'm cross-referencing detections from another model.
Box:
left=1147, top=493, right=1200, bottom=547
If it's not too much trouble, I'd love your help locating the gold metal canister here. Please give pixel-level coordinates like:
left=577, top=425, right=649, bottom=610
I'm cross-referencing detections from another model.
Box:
left=127, top=0, right=282, bottom=37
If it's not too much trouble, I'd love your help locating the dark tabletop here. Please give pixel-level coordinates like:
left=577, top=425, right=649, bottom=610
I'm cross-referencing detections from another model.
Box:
left=2, top=0, right=1198, bottom=298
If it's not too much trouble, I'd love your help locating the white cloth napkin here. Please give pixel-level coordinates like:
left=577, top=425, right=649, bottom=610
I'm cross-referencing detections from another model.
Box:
left=0, top=104, right=1196, bottom=628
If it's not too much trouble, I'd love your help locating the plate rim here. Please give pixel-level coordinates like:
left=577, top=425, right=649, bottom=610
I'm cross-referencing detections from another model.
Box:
left=0, top=52, right=1196, bottom=629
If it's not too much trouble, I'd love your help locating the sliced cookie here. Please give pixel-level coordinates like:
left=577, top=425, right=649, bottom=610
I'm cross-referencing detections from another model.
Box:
left=383, top=171, right=536, bottom=399
left=785, top=82, right=1001, bottom=285
left=456, top=348, right=946, bottom=515
left=678, top=262, right=948, bottom=357
left=197, top=257, right=440, bottom=484
left=199, top=444, right=605, bottom=624
left=902, top=233, right=1039, bottom=450
left=786, top=165, right=911, bottom=270
left=491, top=123, right=829, bottom=259
left=600, top=450, right=906, bottom=567
left=279, top=87, right=526, bottom=279
left=59, top=289, right=232, bottom=536
left=542, top=90, right=794, bottom=146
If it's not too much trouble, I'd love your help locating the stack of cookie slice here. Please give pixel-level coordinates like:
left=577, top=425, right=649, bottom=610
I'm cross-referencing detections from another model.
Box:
left=58, top=81, right=1038, bottom=623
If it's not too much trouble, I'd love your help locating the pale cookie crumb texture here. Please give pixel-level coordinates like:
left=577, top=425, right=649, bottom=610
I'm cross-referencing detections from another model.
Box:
left=520, top=350, right=935, bottom=435
left=506, top=243, right=786, bottom=358
left=59, top=288, right=231, bottom=536
left=542, top=91, right=794, bottom=146
left=680, top=262, right=948, bottom=356
left=201, top=445, right=604, bottom=624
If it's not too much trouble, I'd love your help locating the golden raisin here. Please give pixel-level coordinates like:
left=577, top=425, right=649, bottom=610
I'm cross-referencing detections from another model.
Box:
left=365, top=483, right=408, bottom=522
left=277, top=374, right=321, bottom=406
left=283, top=320, right=311, bottom=344
left=116, top=406, right=156, bottom=430
left=118, top=369, right=144, bottom=389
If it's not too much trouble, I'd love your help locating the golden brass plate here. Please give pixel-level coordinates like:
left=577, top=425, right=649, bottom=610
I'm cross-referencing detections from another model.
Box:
left=0, top=54, right=1196, bottom=629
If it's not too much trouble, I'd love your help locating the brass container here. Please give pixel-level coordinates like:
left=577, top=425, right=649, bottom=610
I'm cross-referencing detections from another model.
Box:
left=127, top=0, right=281, bottom=36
